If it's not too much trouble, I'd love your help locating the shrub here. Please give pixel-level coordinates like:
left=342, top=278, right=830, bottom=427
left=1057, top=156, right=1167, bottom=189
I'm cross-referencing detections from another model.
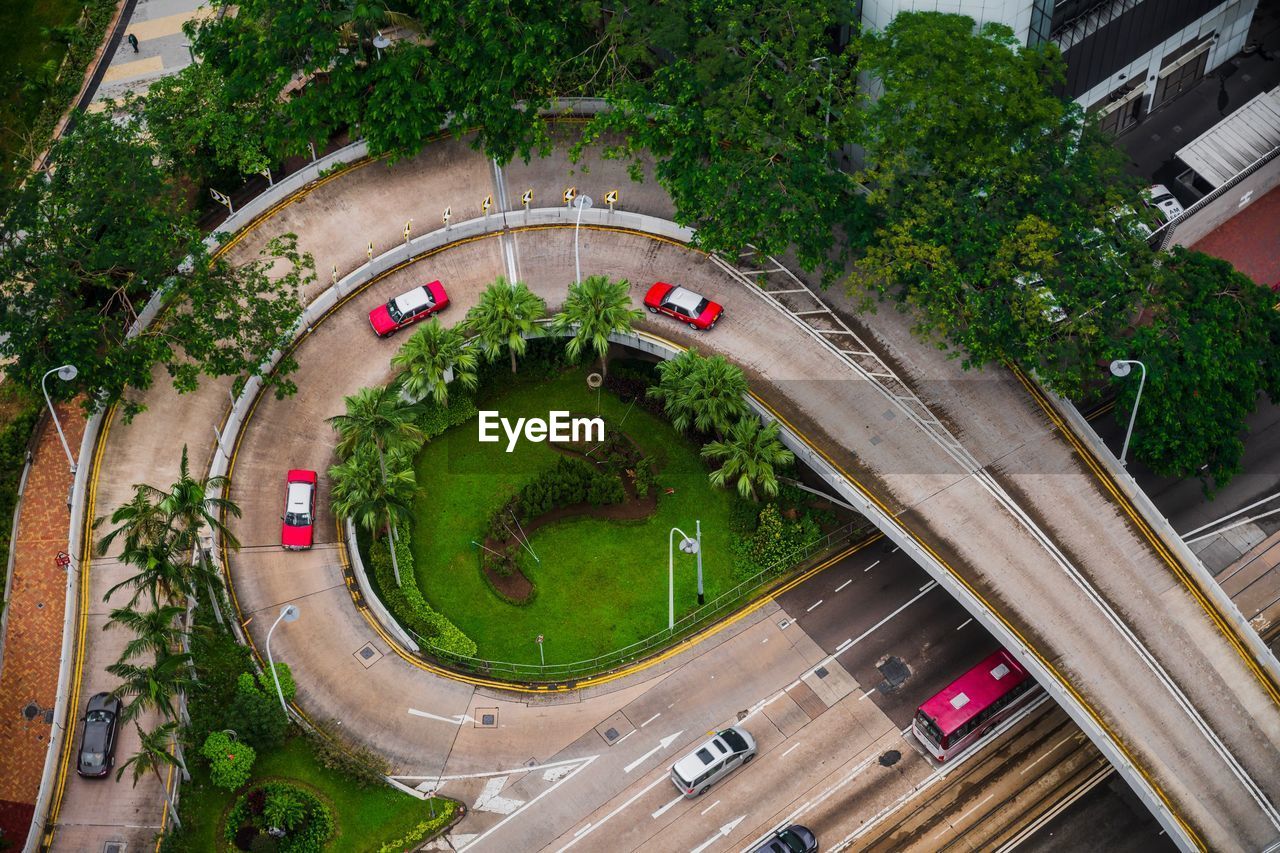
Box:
left=367, top=527, right=478, bottom=657
left=375, top=800, right=459, bottom=853
left=264, top=787, right=307, bottom=831
left=306, top=717, right=390, bottom=788
left=0, top=405, right=38, bottom=574
left=732, top=503, right=822, bottom=578
left=228, top=672, right=288, bottom=749
left=587, top=473, right=624, bottom=505
left=201, top=731, right=256, bottom=791
left=224, top=782, right=333, bottom=853
left=634, top=456, right=655, bottom=498
left=418, top=395, right=479, bottom=439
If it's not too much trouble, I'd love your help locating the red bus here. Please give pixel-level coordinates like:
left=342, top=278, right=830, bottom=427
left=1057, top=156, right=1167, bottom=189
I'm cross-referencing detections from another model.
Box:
left=911, top=648, right=1038, bottom=762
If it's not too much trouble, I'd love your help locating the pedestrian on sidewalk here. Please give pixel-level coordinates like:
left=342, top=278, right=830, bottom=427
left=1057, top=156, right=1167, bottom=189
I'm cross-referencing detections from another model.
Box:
left=127, top=33, right=139, bottom=53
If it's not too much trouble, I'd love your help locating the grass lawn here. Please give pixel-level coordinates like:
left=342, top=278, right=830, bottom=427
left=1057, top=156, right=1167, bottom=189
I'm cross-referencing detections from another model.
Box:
left=411, top=366, right=740, bottom=665
left=173, top=737, right=452, bottom=852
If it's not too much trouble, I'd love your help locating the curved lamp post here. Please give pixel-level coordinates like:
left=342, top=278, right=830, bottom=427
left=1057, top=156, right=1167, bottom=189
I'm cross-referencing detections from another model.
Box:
left=668, top=526, right=701, bottom=630
left=573, top=194, right=593, bottom=285
left=40, top=364, right=79, bottom=472
left=1109, top=359, right=1147, bottom=468
left=265, top=604, right=301, bottom=714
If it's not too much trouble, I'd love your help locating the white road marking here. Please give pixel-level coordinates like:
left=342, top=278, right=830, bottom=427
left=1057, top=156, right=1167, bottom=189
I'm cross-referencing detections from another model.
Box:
left=543, top=764, right=575, bottom=782
left=407, top=707, right=475, bottom=725
left=640, top=713, right=661, bottom=728
left=700, top=799, right=721, bottom=816
left=1020, top=735, right=1075, bottom=775
left=859, top=690, right=874, bottom=701
left=932, top=793, right=995, bottom=839
left=807, top=599, right=823, bottom=612
left=835, top=579, right=853, bottom=592
left=572, top=823, right=592, bottom=837
left=557, top=775, right=665, bottom=851
left=624, top=731, right=685, bottom=774
left=864, top=560, right=881, bottom=572
left=761, top=637, right=769, bottom=643
left=458, top=755, right=598, bottom=852
left=890, top=545, right=900, bottom=553
left=690, top=815, right=747, bottom=853
left=652, top=793, right=684, bottom=819
left=615, top=730, right=635, bottom=745
left=956, top=618, right=973, bottom=631
left=472, top=776, right=524, bottom=815
left=781, top=743, right=801, bottom=758
left=917, top=581, right=932, bottom=592
left=395, top=754, right=596, bottom=785
left=836, top=638, right=853, bottom=652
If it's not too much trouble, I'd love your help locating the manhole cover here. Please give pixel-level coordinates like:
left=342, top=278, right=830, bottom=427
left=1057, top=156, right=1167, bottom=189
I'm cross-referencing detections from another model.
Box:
left=482, top=714, right=495, bottom=726
left=359, top=646, right=375, bottom=660
left=813, top=666, right=829, bottom=680
left=604, top=727, right=619, bottom=741
left=876, top=656, right=910, bottom=692
left=103, top=843, right=127, bottom=853
left=879, top=750, right=901, bottom=767
left=23, top=702, right=40, bottom=721
left=43, top=709, right=54, bottom=724
left=882, top=409, right=896, bottom=420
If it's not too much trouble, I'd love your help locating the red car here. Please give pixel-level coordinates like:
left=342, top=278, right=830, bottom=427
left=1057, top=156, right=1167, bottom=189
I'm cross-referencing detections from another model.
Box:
left=281, top=469, right=317, bottom=550
left=368, top=281, right=449, bottom=337
left=643, top=282, right=723, bottom=330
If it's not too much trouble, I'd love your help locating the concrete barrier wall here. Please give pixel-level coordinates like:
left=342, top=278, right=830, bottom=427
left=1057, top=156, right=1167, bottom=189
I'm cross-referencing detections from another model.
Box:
left=1169, top=155, right=1280, bottom=249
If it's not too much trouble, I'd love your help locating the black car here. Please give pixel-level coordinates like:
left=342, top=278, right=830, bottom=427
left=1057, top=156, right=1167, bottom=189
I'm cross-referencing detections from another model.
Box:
left=77, top=692, right=122, bottom=777
left=750, top=824, right=818, bottom=853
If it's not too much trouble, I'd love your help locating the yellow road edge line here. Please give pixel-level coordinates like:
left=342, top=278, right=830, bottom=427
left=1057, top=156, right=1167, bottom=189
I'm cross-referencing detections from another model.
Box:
left=43, top=402, right=116, bottom=850
left=748, top=393, right=1206, bottom=852
left=1011, top=366, right=1280, bottom=710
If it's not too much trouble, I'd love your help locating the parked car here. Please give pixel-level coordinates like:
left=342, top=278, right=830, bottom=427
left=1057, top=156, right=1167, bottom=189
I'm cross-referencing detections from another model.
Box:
left=749, top=825, right=819, bottom=853
left=368, top=281, right=449, bottom=337
left=1144, top=184, right=1185, bottom=223
left=76, top=692, right=122, bottom=777
left=643, top=282, right=724, bottom=330
left=281, top=469, right=317, bottom=550
left=670, top=726, right=756, bottom=797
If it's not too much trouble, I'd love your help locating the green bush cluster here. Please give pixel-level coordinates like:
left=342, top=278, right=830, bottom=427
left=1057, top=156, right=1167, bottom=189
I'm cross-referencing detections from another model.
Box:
left=375, top=800, right=458, bottom=853
left=517, top=457, right=622, bottom=518
left=305, top=717, right=391, bottom=788
left=732, top=504, right=822, bottom=579
left=633, top=457, right=656, bottom=498
left=417, top=395, right=479, bottom=440
left=0, top=404, right=38, bottom=574
left=223, top=781, right=334, bottom=853
left=201, top=730, right=257, bottom=791
left=367, top=527, right=478, bottom=658
left=228, top=668, right=290, bottom=749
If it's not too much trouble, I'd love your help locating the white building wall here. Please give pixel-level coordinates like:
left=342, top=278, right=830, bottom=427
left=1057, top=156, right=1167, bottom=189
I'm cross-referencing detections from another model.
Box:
left=860, top=0, right=1035, bottom=43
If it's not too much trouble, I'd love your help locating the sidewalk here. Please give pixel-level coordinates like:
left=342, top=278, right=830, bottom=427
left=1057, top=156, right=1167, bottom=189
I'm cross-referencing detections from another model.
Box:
left=0, top=403, right=85, bottom=846
left=88, top=0, right=214, bottom=111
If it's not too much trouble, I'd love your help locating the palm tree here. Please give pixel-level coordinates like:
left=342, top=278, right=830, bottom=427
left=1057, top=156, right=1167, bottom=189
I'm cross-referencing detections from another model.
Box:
left=107, top=646, right=194, bottom=723
left=105, top=542, right=190, bottom=608
left=701, top=417, right=796, bottom=502
left=328, top=385, right=424, bottom=472
left=648, top=350, right=749, bottom=436
left=550, top=275, right=643, bottom=378
left=329, top=445, right=416, bottom=585
left=96, top=486, right=167, bottom=556
left=105, top=603, right=186, bottom=662
left=391, top=318, right=478, bottom=406
left=117, top=720, right=184, bottom=829
left=464, top=277, right=546, bottom=374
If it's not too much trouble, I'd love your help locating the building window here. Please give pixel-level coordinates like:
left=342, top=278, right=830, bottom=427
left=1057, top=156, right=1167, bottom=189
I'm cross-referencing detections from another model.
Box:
left=1028, top=0, right=1056, bottom=47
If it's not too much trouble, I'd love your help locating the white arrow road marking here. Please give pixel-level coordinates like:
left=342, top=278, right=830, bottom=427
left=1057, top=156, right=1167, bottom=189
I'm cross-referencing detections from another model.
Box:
left=690, top=815, right=747, bottom=853
left=624, top=730, right=685, bottom=773
left=473, top=776, right=525, bottom=815
left=392, top=754, right=598, bottom=787
left=456, top=755, right=598, bottom=852
left=408, top=707, right=475, bottom=725
left=557, top=775, right=667, bottom=851
left=542, top=764, right=575, bottom=782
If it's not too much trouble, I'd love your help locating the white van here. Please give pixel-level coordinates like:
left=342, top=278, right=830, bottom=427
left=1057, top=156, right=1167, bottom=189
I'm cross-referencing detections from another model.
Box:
left=670, top=726, right=757, bottom=797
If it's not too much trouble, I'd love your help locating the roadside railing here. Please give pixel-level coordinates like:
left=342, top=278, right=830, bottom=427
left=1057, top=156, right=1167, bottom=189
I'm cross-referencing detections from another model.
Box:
left=401, top=519, right=870, bottom=683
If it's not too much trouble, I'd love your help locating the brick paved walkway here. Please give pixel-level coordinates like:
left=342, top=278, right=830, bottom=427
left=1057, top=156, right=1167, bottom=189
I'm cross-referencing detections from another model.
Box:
left=0, top=402, right=86, bottom=847
left=1191, top=184, right=1280, bottom=289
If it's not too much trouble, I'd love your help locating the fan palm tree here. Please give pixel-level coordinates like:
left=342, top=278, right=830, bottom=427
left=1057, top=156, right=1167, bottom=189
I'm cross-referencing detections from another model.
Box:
left=464, top=277, right=546, bottom=374
left=329, top=445, right=416, bottom=585
left=108, top=646, right=194, bottom=723
left=391, top=318, right=478, bottom=406
left=701, top=417, right=796, bottom=502
left=550, top=275, right=643, bottom=378
left=117, top=720, right=184, bottom=829
left=648, top=350, right=749, bottom=436
left=105, top=603, right=186, bottom=662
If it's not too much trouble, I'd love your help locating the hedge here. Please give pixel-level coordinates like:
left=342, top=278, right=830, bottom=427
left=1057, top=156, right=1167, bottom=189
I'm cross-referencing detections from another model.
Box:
left=0, top=406, right=39, bottom=575
left=367, top=527, right=477, bottom=658
left=375, top=800, right=458, bottom=853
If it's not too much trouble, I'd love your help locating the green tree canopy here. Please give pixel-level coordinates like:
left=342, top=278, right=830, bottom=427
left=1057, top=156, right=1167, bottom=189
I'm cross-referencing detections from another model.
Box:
left=464, top=277, right=547, bottom=374
left=701, top=416, right=795, bottom=501
left=550, top=275, right=642, bottom=376
left=647, top=349, right=749, bottom=436
left=391, top=317, right=477, bottom=407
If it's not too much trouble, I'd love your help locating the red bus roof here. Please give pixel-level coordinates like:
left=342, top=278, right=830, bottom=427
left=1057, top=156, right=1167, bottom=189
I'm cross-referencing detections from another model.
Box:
left=918, top=649, right=1030, bottom=735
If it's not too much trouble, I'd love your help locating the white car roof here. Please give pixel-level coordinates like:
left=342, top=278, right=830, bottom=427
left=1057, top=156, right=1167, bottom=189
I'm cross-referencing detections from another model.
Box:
left=286, top=481, right=313, bottom=513
left=673, top=735, right=728, bottom=781
left=664, top=286, right=705, bottom=314
left=392, top=286, right=434, bottom=314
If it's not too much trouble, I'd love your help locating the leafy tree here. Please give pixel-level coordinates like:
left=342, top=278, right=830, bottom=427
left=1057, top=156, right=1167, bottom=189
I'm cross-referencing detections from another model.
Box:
left=1112, top=249, right=1280, bottom=489
left=647, top=349, right=749, bottom=436
left=201, top=729, right=257, bottom=790
left=701, top=417, right=795, bottom=501
left=391, top=318, right=478, bottom=407
left=227, top=672, right=288, bottom=749
left=550, top=275, right=643, bottom=377
left=117, top=721, right=184, bottom=828
left=464, top=278, right=546, bottom=375
left=104, top=603, right=186, bottom=662
left=329, top=444, right=416, bottom=585
left=578, top=0, right=868, bottom=279
left=107, top=645, right=194, bottom=723
left=0, top=112, right=312, bottom=419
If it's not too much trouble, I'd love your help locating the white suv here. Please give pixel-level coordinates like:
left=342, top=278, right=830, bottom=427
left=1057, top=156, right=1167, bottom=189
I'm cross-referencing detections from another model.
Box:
left=670, top=726, right=756, bottom=797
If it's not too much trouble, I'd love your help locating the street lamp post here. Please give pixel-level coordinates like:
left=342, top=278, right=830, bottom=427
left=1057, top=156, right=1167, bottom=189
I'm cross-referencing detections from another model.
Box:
left=265, top=604, right=300, bottom=715
left=668, top=527, right=698, bottom=630
left=694, top=520, right=704, bottom=606
left=40, top=364, right=79, bottom=473
left=1109, top=359, right=1147, bottom=468
left=573, top=194, right=593, bottom=285
left=372, top=31, right=391, bottom=61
